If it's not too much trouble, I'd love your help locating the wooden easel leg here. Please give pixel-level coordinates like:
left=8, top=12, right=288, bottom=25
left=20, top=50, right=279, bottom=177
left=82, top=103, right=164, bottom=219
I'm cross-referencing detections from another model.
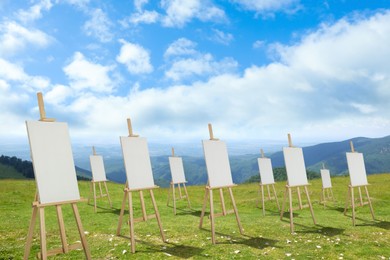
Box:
left=351, top=187, right=356, bottom=226
left=127, top=191, right=136, bottom=253
left=92, top=182, right=97, bottom=213
left=183, top=183, right=191, bottom=209
left=116, top=191, right=127, bottom=235
left=364, top=186, right=375, bottom=220
left=209, top=189, right=216, bottom=244
left=272, top=184, right=280, bottom=211
left=173, top=183, right=177, bottom=215
left=256, top=184, right=260, bottom=208
left=167, top=182, right=171, bottom=206
left=178, top=183, right=183, bottom=198
left=88, top=182, right=92, bottom=205
left=261, top=184, right=265, bottom=216
left=39, top=207, right=47, bottom=260
left=358, top=187, right=363, bottom=206
left=228, top=187, right=244, bottom=235
left=71, top=204, right=91, bottom=259
left=330, top=188, right=334, bottom=201
left=288, top=187, right=294, bottom=233
left=56, top=205, right=69, bottom=253
left=24, top=205, right=38, bottom=259
left=267, top=185, right=271, bottom=200
left=150, top=189, right=166, bottom=242
left=280, top=186, right=288, bottom=220
left=199, top=187, right=209, bottom=229
left=297, top=187, right=303, bottom=209
left=219, top=188, right=227, bottom=216
left=103, top=182, right=112, bottom=208
left=304, top=186, right=316, bottom=225
left=98, top=182, right=104, bottom=198
left=139, top=190, right=148, bottom=221
left=321, top=188, right=326, bottom=208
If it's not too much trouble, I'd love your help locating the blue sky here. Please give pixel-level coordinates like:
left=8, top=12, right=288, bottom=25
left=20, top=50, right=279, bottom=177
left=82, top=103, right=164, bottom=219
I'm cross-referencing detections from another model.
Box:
left=1, top=0, right=390, bottom=148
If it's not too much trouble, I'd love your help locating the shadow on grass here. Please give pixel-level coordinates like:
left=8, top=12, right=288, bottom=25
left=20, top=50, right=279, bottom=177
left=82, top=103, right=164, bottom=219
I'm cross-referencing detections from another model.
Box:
left=356, top=220, right=390, bottom=230
left=296, top=225, right=345, bottom=237
left=167, top=206, right=202, bottom=217
left=280, top=211, right=300, bottom=219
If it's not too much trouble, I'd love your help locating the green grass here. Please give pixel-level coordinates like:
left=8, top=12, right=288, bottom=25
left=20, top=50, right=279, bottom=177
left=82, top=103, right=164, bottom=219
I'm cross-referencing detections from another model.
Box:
left=0, top=174, right=389, bottom=259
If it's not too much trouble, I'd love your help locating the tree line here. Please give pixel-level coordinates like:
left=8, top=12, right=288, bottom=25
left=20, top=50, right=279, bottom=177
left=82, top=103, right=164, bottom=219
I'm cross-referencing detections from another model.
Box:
left=245, top=167, right=320, bottom=183
left=0, top=155, right=34, bottom=178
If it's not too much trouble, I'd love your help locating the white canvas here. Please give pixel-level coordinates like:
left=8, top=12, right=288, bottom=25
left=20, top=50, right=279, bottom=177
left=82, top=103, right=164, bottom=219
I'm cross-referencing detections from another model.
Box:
left=258, top=158, right=275, bottom=185
left=120, top=136, right=155, bottom=190
left=90, top=155, right=107, bottom=182
left=202, top=140, right=233, bottom=188
left=320, top=169, right=332, bottom=188
left=169, top=157, right=186, bottom=184
left=346, top=152, right=368, bottom=186
left=283, top=147, right=309, bottom=186
left=26, top=121, right=80, bottom=204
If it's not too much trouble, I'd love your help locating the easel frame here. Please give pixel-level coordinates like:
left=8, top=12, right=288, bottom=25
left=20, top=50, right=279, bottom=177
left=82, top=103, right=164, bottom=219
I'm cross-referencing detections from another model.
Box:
left=24, top=92, right=91, bottom=260
left=280, top=134, right=316, bottom=233
left=257, top=149, right=280, bottom=216
left=116, top=118, right=166, bottom=253
left=319, top=164, right=334, bottom=207
left=88, top=146, right=112, bottom=213
left=167, top=148, right=191, bottom=215
left=343, top=141, right=375, bottom=226
left=199, top=124, right=244, bottom=244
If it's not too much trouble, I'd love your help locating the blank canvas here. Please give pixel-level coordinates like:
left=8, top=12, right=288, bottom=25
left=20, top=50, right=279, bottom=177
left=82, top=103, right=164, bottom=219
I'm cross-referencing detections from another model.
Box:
left=90, top=155, right=107, bottom=182
left=169, top=157, right=186, bottom=184
left=283, top=147, right=309, bottom=186
left=346, top=152, right=368, bottom=186
left=202, top=140, right=233, bottom=188
left=320, top=169, right=332, bottom=188
left=120, top=136, right=155, bottom=190
left=26, top=121, right=80, bottom=204
left=258, top=158, right=275, bottom=185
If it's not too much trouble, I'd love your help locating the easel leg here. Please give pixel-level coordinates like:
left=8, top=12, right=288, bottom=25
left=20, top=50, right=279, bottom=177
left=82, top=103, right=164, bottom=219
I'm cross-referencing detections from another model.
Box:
left=127, top=191, right=136, bottom=253
left=116, top=191, right=127, bottom=235
left=330, top=188, right=334, bottom=201
left=219, top=188, right=227, bottom=216
left=344, top=187, right=351, bottom=215
left=272, top=184, right=280, bottom=211
left=288, top=187, right=294, bottom=233
left=71, top=204, right=91, bottom=259
left=304, top=186, right=316, bottom=225
left=88, top=182, right=92, bottom=205
left=256, top=184, right=260, bottom=208
left=199, top=187, right=209, bottom=229
left=150, top=189, right=166, bottom=242
left=173, top=183, right=177, bottom=215
left=280, top=186, right=288, bottom=220
left=178, top=183, right=183, bottom=198
left=92, top=182, right=97, bottom=213
left=56, top=205, right=69, bottom=253
left=297, top=187, right=303, bottom=209
left=183, top=183, right=191, bottom=209
left=24, top=205, right=38, bottom=259
left=139, top=190, right=148, bottom=221
left=261, top=184, right=265, bottom=216
left=228, top=187, right=243, bottom=235
left=267, top=185, right=271, bottom=200
left=98, top=182, right=104, bottom=198
left=103, top=182, right=112, bottom=208
left=351, top=187, right=356, bottom=226
left=358, top=187, right=363, bottom=206
left=167, top=182, right=172, bottom=206
left=364, top=186, right=375, bottom=220
left=209, top=189, right=216, bottom=244
left=39, top=207, right=47, bottom=260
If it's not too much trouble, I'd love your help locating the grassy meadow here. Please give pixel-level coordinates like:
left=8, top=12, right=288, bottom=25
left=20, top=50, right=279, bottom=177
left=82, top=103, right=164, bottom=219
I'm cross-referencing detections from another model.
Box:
left=0, top=174, right=389, bottom=259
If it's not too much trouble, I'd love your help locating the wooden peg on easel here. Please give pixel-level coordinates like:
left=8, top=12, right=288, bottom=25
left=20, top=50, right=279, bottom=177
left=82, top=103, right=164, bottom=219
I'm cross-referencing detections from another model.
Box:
left=92, top=146, right=97, bottom=155
left=171, top=147, right=175, bottom=157
left=322, top=163, right=325, bottom=169
left=37, top=92, right=55, bottom=122
left=350, top=141, right=355, bottom=153
left=260, top=149, right=265, bottom=158
left=127, top=118, right=139, bottom=137
left=288, top=133, right=293, bottom=147
left=208, top=123, right=219, bottom=141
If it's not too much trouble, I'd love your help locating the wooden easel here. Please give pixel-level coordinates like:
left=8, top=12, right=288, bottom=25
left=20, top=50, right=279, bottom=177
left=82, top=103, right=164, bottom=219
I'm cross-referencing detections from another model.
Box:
left=167, top=147, right=191, bottom=215
left=88, top=146, right=112, bottom=213
left=199, top=124, right=243, bottom=244
left=344, top=141, right=375, bottom=226
left=280, top=134, right=316, bottom=233
left=116, top=118, right=166, bottom=253
left=319, top=163, right=334, bottom=207
left=257, top=149, right=280, bottom=216
left=24, top=92, right=91, bottom=260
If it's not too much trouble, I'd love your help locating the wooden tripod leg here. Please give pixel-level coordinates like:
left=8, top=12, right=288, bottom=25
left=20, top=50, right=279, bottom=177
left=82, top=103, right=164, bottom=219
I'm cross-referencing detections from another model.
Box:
left=228, top=187, right=244, bottom=235
left=92, top=182, right=97, bottom=213
left=344, top=187, right=351, bottom=215
left=288, top=187, right=294, bottom=233
left=178, top=183, right=183, bottom=198
left=209, top=189, right=216, bottom=244
left=103, top=182, right=112, bottom=208
left=173, top=183, right=177, bottom=215
left=39, top=207, right=47, bottom=260
left=56, top=205, right=69, bottom=253
left=98, top=182, right=104, bottom=198
left=219, top=188, right=227, bottom=216
left=139, top=190, right=147, bottom=221
left=364, top=186, right=375, bottom=220
left=267, top=185, right=271, bottom=200
left=351, top=187, right=356, bottom=226
left=272, top=184, right=280, bottom=211
left=71, top=204, right=91, bottom=259
left=24, top=205, right=38, bottom=259
left=297, top=187, right=303, bottom=209
left=304, top=186, right=316, bottom=225
left=358, top=187, right=363, bottom=206
left=167, top=182, right=172, bottom=206
left=150, top=189, right=166, bottom=242
left=199, top=187, right=209, bottom=229
left=261, top=184, right=265, bottom=216
left=280, top=186, right=288, bottom=220
left=330, top=188, right=334, bottom=201
left=256, top=184, right=260, bottom=208
left=128, top=191, right=136, bottom=253
left=183, top=183, right=191, bottom=209
left=116, top=191, right=127, bottom=235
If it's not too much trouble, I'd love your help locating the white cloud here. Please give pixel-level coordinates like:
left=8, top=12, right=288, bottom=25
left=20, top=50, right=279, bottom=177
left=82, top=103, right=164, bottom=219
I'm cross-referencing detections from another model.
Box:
left=164, top=38, right=197, bottom=58
left=231, top=0, right=301, bottom=15
left=116, top=39, right=153, bottom=74
left=63, top=52, right=116, bottom=93
left=253, top=40, right=265, bottom=49
left=211, top=29, right=234, bottom=45
left=0, top=21, right=53, bottom=57
left=15, top=0, right=53, bottom=23
left=128, top=10, right=159, bottom=25
left=83, top=8, right=113, bottom=42
left=135, top=0, right=149, bottom=11
left=161, top=0, right=226, bottom=27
